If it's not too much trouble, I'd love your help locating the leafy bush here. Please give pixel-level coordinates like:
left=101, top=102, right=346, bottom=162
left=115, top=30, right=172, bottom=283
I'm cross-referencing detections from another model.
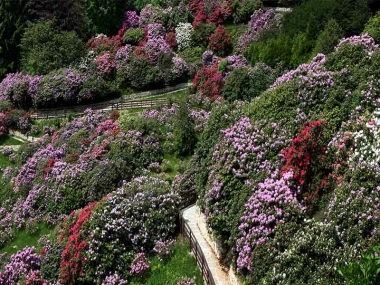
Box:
left=231, top=0, right=262, bottom=23
left=20, top=20, right=86, bottom=75
left=313, top=18, right=345, bottom=56
left=123, top=28, right=145, bottom=45
left=172, top=103, right=197, bottom=156
left=364, top=11, right=380, bottom=43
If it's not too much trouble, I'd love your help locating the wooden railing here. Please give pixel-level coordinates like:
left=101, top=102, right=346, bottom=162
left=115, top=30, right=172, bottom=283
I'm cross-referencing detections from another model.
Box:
left=179, top=210, right=216, bottom=285
left=31, top=98, right=175, bottom=120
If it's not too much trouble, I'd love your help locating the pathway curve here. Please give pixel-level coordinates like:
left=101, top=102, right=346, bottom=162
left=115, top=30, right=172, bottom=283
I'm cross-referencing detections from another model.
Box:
left=182, top=205, right=230, bottom=285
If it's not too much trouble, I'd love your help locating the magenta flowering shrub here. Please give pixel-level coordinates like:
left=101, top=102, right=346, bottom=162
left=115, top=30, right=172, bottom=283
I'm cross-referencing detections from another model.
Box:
left=143, top=24, right=172, bottom=63
left=115, top=45, right=133, bottom=69
left=130, top=252, right=150, bottom=276
left=0, top=246, right=41, bottom=285
left=201, top=50, right=217, bottom=67
left=96, top=52, right=116, bottom=76
left=236, top=170, right=304, bottom=272
left=237, top=9, right=282, bottom=53
left=35, top=68, right=86, bottom=107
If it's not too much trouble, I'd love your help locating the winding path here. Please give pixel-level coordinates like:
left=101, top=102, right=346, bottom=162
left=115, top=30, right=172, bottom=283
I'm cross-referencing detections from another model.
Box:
left=182, top=205, right=230, bottom=285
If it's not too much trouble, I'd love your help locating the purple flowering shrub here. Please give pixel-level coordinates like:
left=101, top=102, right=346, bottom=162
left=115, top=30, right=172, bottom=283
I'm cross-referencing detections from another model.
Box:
left=153, top=239, right=175, bottom=261
left=81, top=176, right=179, bottom=282
left=201, top=117, right=292, bottom=241
left=237, top=9, right=282, bottom=53
left=130, top=252, right=150, bottom=276
left=0, top=246, right=41, bottom=285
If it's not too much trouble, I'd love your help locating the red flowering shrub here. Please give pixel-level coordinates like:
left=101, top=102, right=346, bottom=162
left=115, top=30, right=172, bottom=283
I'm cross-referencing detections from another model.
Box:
left=281, top=120, right=331, bottom=202
left=110, top=110, right=120, bottom=121
left=59, top=202, right=97, bottom=285
left=44, top=159, right=55, bottom=179
left=192, top=65, right=225, bottom=99
left=86, top=28, right=125, bottom=56
left=166, top=31, right=178, bottom=49
left=209, top=26, right=231, bottom=56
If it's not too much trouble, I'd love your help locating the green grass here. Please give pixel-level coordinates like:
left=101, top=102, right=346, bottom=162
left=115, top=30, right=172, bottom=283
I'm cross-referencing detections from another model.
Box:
left=161, top=154, right=191, bottom=180
left=0, top=135, right=24, bottom=146
left=136, top=89, right=190, bottom=102
left=0, top=223, right=54, bottom=255
left=130, top=237, right=204, bottom=285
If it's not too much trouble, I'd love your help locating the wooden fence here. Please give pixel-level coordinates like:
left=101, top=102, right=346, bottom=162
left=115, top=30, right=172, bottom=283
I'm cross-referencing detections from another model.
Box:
left=179, top=211, right=216, bottom=285
left=31, top=98, right=174, bottom=120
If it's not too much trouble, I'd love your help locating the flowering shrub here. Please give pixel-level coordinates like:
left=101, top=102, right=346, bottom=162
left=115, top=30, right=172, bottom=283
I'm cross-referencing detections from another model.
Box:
left=202, top=117, right=292, bottom=240
left=177, top=276, right=197, bottom=285
left=122, top=11, right=140, bottom=29
left=237, top=9, right=282, bottom=53
left=0, top=246, right=41, bottom=285
left=130, top=252, right=150, bottom=276
left=102, top=273, right=127, bottom=285
left=236, top=170, right=304, bottom=273
left=209, top=25, right=231, bottom=56
left=82, top=177, right=179, bottom=282
left=166, top=30, right=178, bottom=48
left=153, top=239, right=175, bottom=261
left=192, top=65, right=224, bottom=99
left=335, top=33, right=379, bottom=56
left=175, top=23, right=194, bottom=51
left=96, top=52, right=116, bottom=76
left=86, top=33, right=123, bottom=56
left=59, top=202, right=98, bottom=284
left=280, top=120, right=330, bottom=202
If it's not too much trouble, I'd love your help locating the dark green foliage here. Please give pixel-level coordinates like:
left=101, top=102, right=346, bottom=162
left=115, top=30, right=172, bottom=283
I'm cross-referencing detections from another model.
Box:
left=178, top=47, right=203, bottom=76
left=172, top=103, right=197, bottom=157
left=27, top=0, right=86, bottom=37
left=223, top=68, right=251, bottom=102
left=124, top=56, right=160, bottom=89
left=20, top=20, right=86, bottom=75
left=123, top=28, right=145, bottom=45
left=40, top=242, right=64, bottom=283
left=82, top=0, right=128, bottom=35
left=193, top=23, right=216, bottom=47
left=313, top=19, right=345, bottom=56
left=232, top=0, right=262, bottom=23
left=80, top=73, right=120, bottom=101
left=364, top=11, right=380, bottom=43
left=0, top=0, right=29, bottom=78
left=332, top=0, right=371, bottom=36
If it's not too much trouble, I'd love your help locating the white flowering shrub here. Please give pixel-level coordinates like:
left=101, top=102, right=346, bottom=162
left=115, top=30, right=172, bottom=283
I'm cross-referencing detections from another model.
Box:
left=175, top=23, right=193, bottom=51
left=350, top=109, right=380, bottom=170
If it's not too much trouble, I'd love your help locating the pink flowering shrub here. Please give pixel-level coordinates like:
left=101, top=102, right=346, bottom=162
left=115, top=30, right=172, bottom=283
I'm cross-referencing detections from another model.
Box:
left=130, top=252, right=150, bottom=275
left=177, top=276, right=197, bottom=285
left=153, top=239, right=175, bottom=261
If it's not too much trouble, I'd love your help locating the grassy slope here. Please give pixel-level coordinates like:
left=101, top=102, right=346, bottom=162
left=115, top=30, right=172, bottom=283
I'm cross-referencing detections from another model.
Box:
left=0, top=223, right=54, bottom=255
left=130, top=237, right=204, bottom=285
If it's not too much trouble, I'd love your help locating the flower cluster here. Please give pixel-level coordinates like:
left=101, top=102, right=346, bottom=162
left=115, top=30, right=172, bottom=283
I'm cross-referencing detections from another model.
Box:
left=122, top=11, right=140, bottom=29
left=175, top=23, right=194, bottom=51
left=0, top=246, right=41, bottom=285
left=335, top=33, right=379, bottom=55
left=237, top=9, right=282, bottom=52
left=177, top=276, right=197, bottom=285
left=153, top=239, right=175, bottom=261
left=236, top=170, right=304, bottom=272
left=130, top=252, right=150, bottom=275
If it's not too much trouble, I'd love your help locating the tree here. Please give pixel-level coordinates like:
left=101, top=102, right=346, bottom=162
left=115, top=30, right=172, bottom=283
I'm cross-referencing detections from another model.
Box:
left=223, top=68, right=251, bottom=102
left=20, top=20, right=86, bottom=75
left=82, top=0, right=128, bottom=36
left=364, top=11, right=380, bottom=43
left=27, top=0, right=86, bottom=36
left=0, top=0, right=30, bottom=78
left=173, top=103, right=197, bottom=157
left=313, top=19, right=345, bottom=55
